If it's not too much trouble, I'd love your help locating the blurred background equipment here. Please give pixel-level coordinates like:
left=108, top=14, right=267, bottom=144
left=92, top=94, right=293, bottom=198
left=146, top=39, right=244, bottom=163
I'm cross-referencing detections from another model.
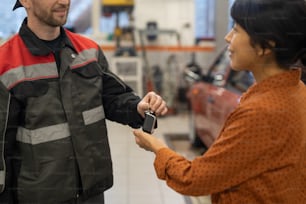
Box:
left=102, top=0, right=136, bottom=56
left=103, top=0, right=143, bottom=97
left=186, top=48, right=255, bottom=149
left=152, top=65, right=163, bottom=95
left=146, top=21, right=158, bottom=42
left=162, top=54, right=180, bottom=115
left=102, top=0, right=134, bottom=13
left=138, top=28, right=181, bottom=93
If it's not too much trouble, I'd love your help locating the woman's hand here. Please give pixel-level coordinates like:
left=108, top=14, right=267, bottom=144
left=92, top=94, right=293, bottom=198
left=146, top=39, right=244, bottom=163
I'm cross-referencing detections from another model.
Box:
left=133, top=129, right=168, bottom=153
left=137, top=91, right=168, bottom=117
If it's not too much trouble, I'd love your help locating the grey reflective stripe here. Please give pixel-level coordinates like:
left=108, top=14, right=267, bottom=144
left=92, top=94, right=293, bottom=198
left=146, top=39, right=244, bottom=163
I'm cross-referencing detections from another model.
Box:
left=16, top=123, right=71, bottom=145
left=82, top=105, right=105, bottom=125
left=70, top=48, right=97, bottom=68
left=0, top=170, right=5, bottom=185
left=0, top=62, right=58, bottom=89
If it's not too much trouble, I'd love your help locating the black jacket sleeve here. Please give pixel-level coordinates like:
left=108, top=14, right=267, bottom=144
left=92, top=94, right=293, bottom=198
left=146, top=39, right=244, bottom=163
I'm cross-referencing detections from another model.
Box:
left=97, top=48, right=144, bottom=128
left=0, top=82, right=20, bottom=204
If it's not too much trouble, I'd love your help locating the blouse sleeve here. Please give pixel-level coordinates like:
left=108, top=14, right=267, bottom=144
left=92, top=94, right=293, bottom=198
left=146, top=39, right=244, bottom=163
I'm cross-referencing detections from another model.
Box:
left=154, top=104, right=291, bottom=196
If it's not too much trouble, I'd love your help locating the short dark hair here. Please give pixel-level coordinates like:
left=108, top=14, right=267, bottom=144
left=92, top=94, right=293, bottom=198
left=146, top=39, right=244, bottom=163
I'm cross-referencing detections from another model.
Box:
left=231, top=0, right=306, bottom=68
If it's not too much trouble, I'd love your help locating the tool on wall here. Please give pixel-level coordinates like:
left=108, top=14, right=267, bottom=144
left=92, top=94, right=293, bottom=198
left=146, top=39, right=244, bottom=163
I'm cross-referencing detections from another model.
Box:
left=138, top=27, right=181, bottom=93
left=102, top=0, right=136, bottom=56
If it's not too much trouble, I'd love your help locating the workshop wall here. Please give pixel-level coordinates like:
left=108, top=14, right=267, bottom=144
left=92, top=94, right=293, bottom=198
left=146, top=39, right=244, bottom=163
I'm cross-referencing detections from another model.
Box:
left=134, top=0, right=195, bottom=46
left=101, top=0, right=229, bottom=81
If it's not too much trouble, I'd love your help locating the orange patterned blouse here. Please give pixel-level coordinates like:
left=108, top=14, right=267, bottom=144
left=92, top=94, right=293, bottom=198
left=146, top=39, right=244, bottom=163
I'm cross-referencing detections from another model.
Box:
left=154, top=69, right=306, bottom=204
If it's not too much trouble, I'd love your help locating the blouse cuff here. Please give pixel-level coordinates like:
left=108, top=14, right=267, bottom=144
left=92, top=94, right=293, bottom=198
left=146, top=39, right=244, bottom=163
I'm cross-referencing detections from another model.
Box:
left=154, top=147, right=178, bottom=180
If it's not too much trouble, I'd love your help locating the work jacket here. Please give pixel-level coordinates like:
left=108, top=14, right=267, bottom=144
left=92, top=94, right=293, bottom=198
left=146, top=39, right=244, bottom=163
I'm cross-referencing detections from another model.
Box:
left=0, top=19, right=143, bottom=203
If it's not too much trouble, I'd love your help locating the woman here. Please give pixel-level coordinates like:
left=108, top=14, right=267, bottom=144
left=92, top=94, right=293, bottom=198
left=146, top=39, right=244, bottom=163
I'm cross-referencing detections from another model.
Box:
left=133, top=0, right=306, bottom=203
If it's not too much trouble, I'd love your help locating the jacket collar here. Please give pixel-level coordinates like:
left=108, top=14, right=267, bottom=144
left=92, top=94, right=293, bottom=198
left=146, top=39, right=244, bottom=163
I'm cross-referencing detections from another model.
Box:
left=19, top=18, right=76, bottom=56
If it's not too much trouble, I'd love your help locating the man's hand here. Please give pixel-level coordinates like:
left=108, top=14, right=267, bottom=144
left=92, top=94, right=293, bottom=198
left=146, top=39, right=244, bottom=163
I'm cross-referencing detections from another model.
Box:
left=137, top=91, right=168, bottom=117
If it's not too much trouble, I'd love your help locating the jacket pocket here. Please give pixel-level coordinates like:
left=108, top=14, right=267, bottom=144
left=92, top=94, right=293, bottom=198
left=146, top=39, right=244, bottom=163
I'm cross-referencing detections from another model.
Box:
left=72, top=62, right=103, bottom=78
left=71, top=62, right=104, bottom=98
left=12, top=80, right=52, bottom=129
left=11, top=80, right=49, bottom=102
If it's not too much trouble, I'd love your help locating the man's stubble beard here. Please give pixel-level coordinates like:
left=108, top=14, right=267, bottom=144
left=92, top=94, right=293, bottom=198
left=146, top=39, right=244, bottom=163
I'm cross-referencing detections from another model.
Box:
left=34, top=9, right=68, bottom=27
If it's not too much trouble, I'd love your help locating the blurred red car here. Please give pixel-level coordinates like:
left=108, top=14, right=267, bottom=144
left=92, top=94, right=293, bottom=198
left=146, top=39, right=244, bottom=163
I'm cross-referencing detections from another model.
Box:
left=186, top=48, right=254, bottom=149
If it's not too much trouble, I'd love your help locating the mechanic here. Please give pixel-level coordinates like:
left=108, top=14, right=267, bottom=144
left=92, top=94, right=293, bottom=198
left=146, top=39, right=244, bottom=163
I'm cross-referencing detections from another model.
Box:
left=0, top=0, right=167, bottom=203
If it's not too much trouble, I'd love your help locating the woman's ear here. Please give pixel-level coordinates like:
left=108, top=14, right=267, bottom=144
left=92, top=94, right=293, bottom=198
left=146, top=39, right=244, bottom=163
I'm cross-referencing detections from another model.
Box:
left=256, top=41, right=275, bottom=56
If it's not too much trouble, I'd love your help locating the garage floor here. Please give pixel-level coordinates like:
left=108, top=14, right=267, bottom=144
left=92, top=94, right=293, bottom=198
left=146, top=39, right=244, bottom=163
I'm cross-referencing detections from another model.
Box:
left=104, top=112, right=211, bottom=204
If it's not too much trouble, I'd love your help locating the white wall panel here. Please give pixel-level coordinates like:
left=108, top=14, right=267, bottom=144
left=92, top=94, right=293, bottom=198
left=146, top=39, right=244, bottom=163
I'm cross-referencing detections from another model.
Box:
left=134, top=0, right=195, bottom=45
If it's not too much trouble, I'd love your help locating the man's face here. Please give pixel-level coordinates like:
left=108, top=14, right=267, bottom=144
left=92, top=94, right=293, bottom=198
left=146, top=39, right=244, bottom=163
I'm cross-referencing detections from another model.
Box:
left=29, top=0, right=70, bottom=27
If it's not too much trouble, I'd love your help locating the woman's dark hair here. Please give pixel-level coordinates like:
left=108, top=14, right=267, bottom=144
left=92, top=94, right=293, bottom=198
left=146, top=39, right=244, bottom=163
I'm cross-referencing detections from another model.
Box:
left=231, top=0, right=306, bottom=68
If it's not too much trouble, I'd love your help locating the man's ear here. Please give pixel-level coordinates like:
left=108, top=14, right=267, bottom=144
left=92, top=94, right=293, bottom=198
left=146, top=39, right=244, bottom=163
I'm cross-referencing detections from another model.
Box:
left=19, top=0, right=29, bottom=9
left=256, top=41, right=275, bottom=56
